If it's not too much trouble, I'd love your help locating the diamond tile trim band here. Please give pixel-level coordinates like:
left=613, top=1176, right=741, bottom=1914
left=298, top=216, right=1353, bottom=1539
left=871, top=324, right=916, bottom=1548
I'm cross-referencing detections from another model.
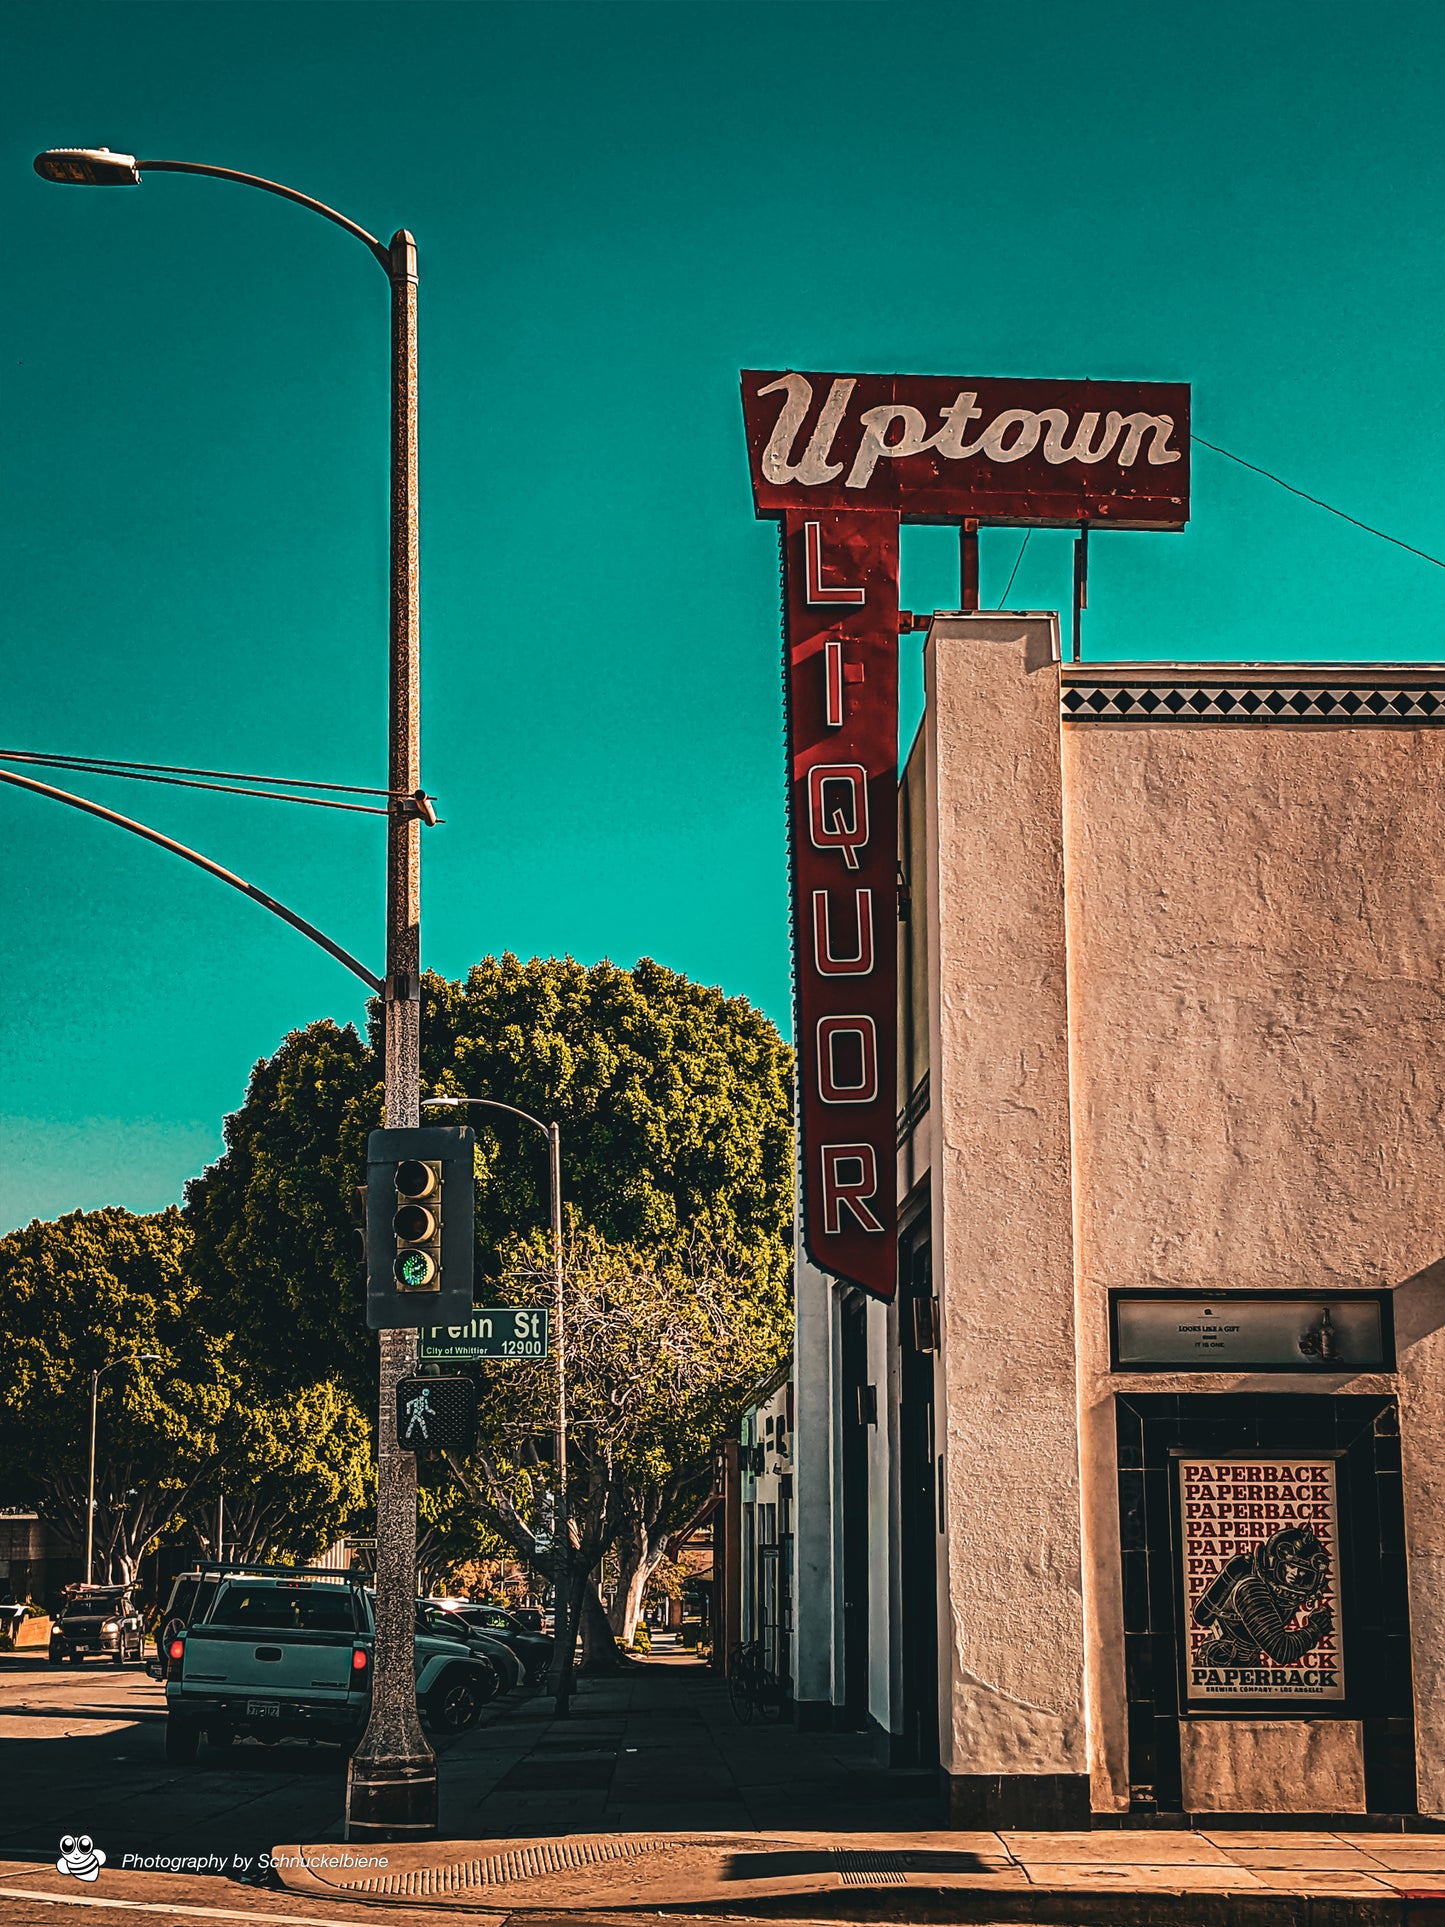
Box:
left=1062, top=684, right=1445, bottom=722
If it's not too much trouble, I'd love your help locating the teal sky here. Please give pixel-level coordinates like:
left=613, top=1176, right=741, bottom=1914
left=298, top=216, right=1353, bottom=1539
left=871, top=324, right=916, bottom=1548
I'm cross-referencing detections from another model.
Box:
left=3, top=0, right=1443, bottom=1230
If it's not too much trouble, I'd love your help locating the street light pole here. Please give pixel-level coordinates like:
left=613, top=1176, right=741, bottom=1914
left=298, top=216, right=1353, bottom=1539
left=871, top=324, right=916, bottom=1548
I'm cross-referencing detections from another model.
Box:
left=423, top=1095, right=572, bottom=1711
left=86, top=1355, right=160, bottom=1585
left=549, top=1119, right=566, bottom=1554
left=86, top=1369, right=101, bottom=1588
left=33, top=149, right=435, bottom=1839
left=348, top=221, right=434, bottom=1843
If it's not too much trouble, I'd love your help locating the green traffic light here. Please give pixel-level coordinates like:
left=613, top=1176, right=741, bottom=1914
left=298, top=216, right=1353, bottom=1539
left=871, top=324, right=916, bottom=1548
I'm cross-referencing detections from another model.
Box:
left=394, top=1250, right=436, bottom=1290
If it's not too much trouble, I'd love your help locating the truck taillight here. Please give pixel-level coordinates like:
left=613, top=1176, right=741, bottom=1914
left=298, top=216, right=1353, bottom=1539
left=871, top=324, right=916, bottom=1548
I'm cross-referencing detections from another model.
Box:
left=351, top=1647, right=369, bottom=1672
left=167, top=1637, right=185, bottom=1678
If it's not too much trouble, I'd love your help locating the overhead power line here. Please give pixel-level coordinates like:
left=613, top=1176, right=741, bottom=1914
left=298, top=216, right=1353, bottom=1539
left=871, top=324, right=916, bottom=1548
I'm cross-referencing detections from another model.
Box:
left=1192, top=434, right=1445, bottom=570
left=996, top=529, right=1032, bottom=607
left=0, top=749, right=391, bottom=815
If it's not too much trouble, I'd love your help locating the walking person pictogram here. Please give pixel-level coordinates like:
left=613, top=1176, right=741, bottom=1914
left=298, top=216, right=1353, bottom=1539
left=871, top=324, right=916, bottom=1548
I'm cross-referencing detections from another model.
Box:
left=402, top=1384, right=434, bottom=1446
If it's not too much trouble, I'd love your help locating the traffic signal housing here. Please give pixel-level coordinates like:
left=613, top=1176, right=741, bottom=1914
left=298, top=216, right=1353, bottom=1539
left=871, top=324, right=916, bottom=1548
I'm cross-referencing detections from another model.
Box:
left=392, top=1157, right=442, bottom=1291
left=366, top=1126, right=475, bottom=1329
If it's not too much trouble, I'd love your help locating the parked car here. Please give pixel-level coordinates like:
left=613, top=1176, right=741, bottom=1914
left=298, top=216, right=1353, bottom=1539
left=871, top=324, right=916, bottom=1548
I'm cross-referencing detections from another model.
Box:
left=145, top=1569, right=224, bottom=1679
left=426, top=1597, right=553, bottom=1684
left=48, top=1585, right=146, bottom=1666
left=415, top=1601, right=527, bottom=1691
left=164, top=1563, right=505, bottom=1764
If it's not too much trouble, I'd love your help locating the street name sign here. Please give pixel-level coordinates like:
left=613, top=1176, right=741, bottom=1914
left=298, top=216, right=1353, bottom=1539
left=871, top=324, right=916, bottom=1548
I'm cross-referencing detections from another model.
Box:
left=418, top=1307, right=551, bottom=1363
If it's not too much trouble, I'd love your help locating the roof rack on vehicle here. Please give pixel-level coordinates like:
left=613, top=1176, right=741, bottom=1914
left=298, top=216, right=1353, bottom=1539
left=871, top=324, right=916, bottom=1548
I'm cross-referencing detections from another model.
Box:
left=192, top=1559, right=367, bottom=1584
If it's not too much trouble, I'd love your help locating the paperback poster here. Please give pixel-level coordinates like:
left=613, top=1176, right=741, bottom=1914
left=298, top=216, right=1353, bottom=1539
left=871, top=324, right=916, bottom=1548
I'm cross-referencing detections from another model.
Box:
left=1179, top=1456, right=1343, bottom=1703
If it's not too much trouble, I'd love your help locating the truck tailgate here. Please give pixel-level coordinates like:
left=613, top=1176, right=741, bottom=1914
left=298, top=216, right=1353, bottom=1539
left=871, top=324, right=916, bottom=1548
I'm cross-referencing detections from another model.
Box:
left=180, top=1627, right=356, bottom=1699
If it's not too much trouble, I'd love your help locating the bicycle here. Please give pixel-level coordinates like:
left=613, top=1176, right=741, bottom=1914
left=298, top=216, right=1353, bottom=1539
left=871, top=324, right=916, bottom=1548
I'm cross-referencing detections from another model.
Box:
left=727, top=1639, right=784, bottom=1724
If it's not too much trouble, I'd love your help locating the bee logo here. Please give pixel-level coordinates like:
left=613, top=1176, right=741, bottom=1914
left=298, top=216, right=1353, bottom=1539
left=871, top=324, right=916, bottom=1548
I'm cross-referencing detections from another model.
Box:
left=57, top=1835, right=106, bottom=1882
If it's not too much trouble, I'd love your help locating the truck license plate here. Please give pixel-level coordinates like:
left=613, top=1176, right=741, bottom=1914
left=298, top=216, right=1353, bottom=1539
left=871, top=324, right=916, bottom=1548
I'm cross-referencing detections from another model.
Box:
left=246, top=1700, right=280, bottom=1718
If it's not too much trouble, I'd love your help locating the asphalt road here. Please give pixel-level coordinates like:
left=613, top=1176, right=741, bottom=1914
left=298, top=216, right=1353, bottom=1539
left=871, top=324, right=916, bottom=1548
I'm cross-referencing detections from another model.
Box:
left=0, top=1649, right=368, bottom=1873
left=0, top=1652, right=546, bottom=1923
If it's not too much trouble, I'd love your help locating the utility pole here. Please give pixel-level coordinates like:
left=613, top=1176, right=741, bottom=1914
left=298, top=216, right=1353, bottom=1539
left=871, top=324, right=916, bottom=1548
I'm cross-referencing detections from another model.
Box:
left=549, top=1120, right=571, bottom=1713
left=86, top=1370, right=99, bottom=1588
left=30, top=150, right=430, bottom=1834
left=85, top=1355, right=159, bottom=1586
left=347, top=226, right=433, bottom=1841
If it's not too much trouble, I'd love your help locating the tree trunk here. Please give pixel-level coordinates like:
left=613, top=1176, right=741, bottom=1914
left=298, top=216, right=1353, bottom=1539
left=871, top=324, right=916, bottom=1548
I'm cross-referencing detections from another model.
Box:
left=608, top=1514, right=668, bottom=1648
left=579, top=1572, right=625, bottom=1673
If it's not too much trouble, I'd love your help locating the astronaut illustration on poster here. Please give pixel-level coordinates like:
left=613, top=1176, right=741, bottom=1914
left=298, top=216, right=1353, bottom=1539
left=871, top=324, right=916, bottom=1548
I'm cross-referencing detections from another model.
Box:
left=1179, top=1457, right=1344, bottom=1702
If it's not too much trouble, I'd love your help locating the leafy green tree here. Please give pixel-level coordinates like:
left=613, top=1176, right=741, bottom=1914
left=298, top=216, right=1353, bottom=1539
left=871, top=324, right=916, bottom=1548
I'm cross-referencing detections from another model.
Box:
left=0, top=1207, right=227, bottom=1584
left=204, top=1382, right=373, bottom=1565
left=181, top=954, right=794, bottom=1660
left=184, top=1020, right=375, bottom=1400
left=428, top=956, right=792, bottom=1303
left=414, top=1475, right=512, bottom=1597
left=448, top=1229, right=787, bottom=1669
left=185, top=956, right=794, bottom=1396
left=0, top=1208, right=373, bottom=1584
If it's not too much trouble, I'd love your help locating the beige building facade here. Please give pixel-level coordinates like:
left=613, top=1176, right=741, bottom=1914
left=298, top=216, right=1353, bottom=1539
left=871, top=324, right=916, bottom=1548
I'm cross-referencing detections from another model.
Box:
left=796, top=612, right=1445, bottom=1828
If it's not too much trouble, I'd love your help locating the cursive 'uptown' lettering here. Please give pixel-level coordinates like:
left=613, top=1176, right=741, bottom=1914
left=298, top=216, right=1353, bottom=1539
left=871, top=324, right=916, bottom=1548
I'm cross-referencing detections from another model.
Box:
left=757, top=373, right=1182, bottom=492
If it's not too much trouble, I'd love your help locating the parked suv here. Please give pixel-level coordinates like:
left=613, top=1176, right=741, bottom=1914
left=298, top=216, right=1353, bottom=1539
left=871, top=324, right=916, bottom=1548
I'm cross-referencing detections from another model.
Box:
left=426, top=1598, right=553, bottom=1684
left=145, top=1569, right=223, bottom=1679
left=414, top=1600, right=525, bottom=1691
left=164, top=1562, right=506, bottom=1764
left=49, top=1585, right=145, bottom=1666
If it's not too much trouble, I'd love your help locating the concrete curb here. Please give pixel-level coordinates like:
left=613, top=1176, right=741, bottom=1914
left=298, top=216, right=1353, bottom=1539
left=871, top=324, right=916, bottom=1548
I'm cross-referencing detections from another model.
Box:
left=271, top=1832, right=1445, bottom=1924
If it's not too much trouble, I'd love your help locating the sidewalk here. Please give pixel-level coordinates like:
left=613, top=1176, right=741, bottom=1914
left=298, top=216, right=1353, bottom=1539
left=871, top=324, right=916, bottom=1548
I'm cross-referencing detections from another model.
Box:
left=271, top=1656, right=1445, bottom=1922
left=427, top=1650, right=939, bottom=1839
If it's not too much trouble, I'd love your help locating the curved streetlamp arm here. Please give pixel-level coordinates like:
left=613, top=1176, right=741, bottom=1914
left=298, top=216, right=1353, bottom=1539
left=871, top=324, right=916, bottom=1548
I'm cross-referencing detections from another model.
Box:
left=424, top=1095, right=550, bottom=1137
left=0, top=764, right=382, bottom=993
left=134, top=160, right=391, bottom=270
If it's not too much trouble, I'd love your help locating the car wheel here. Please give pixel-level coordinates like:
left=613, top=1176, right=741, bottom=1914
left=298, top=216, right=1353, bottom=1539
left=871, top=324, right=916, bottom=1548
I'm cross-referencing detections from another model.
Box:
left=206, top=1725, right=234, bottom=1752
left=426, top=1667, right=491, bottom=1733
left=165, top=1718, right=201, bottom=1765
left=111, top=1648, right=125, bottom=1667
left=47, top=1651, right=63, bottom=1668
left=68, top=1651, right=84, bottom=1666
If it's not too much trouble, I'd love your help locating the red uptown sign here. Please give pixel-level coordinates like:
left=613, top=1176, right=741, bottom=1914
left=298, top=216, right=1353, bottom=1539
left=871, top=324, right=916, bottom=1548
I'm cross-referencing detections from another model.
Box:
left=783, top=510, right=899, bottom=1300
left=746, top=368, right=1191, bottom=1300
left=742, top=370, right=1190, bottom=529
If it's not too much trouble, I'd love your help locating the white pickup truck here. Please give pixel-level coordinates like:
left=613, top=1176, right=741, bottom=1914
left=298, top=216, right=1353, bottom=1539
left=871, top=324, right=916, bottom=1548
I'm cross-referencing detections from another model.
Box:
left=164, top=1564, right=509, bottom=1764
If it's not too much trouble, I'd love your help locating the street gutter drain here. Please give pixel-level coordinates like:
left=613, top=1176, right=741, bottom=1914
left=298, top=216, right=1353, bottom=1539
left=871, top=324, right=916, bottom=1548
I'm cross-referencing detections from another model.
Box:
left=838, top=1854, right=908, bottom=1887
left=343, top=1835, right=680, bottom=1897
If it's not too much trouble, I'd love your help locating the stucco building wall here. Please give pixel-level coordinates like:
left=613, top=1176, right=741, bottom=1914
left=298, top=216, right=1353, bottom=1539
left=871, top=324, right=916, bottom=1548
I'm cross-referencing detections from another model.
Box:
left=908, top=615, right=1445, bottom=1822
left=1060, top=692, right=1445, bottom=1818
left=924, top=615, right=1088, bottom=1824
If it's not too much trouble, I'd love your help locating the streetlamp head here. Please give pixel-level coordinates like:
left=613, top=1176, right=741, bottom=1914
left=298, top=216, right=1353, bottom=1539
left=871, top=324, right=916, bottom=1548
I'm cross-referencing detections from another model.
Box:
left=423, top=1095, right=460, bottom=1107
left=34, top=148, right=140, bottom=187
left=139, top=1353, right=161, bottom=1363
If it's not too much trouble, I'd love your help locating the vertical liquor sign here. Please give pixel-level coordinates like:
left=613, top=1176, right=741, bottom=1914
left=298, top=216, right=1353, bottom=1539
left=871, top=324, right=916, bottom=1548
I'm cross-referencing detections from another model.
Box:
left=782, top=509, right=900, bottom=1300
left=742, top=365, right=1190, bottom=1301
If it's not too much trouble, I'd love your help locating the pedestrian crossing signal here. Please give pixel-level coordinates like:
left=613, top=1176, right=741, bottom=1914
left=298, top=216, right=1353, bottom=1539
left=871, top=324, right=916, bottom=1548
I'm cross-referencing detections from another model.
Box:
left=396, top=1375, right=478, bottom=1454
